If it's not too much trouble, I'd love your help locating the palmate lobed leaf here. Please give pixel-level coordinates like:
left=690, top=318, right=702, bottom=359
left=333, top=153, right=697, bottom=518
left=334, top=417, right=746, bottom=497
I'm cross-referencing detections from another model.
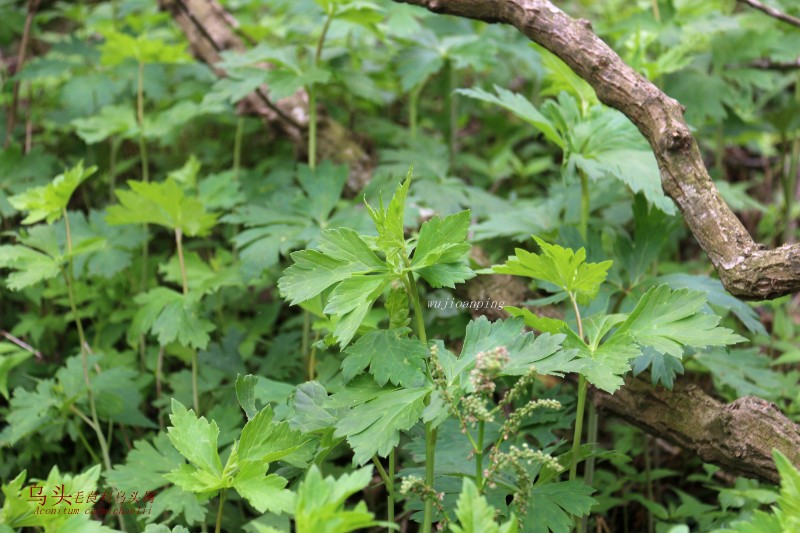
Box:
left=341, top=328, right=428, bottom=387
left=450, top=478, right=518, bottom=533
left=106, top=178, right=218, bottom=236
left=8, top=161, right=96, bottom=225
left=494, top=236, right=612, bottom=305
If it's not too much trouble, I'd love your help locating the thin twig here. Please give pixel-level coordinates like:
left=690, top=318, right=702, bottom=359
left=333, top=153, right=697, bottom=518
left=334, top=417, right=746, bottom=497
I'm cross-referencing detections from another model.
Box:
left=738, top=0, right=800, bottom=28
left=1, top=330, right=43, bottom=360
left=4, top=0, right=40, bottom=149
left=739, top=57, right=800, bottom=71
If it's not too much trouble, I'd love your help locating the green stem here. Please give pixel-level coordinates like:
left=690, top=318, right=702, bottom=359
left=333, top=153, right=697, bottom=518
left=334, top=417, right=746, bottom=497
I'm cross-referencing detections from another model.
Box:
left=63, top=210, right=113, bottom=476
left=475, top=420, right=485, bottom=490
left=233, top=116, right=244, bottom=181
left=645, top=437, right=655, bottom=533
left=303, top=310, right=314, bottom=380
left=651, top=0, right=661, bottom=22
left=579, top=402, right=598, bottom=533
left=423, top=421, right=437, bottom=533
left=215, top=488, right=227, bottom=533
left=404, top=268, right=434, bottom=531
left=388, top=448, right=395, bottom=525
left=578, top=168, right=590, bottom=241
left=409, top=83, right=423, bottom=140
left=308, top=13, right=333, bottom=171
left=446, top=60, right=457, bottom=167
left=568, top=293, right=586, bottom=483
left=175, top=228, right=199, bottom=414
left=136, top=61, right=148, bottom=183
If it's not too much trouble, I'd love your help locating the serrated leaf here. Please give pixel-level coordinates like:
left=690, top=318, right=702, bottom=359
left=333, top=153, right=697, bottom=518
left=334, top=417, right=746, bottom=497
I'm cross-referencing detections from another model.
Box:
left=232, top=463, right=294, bottom=514
left=341, top=328, right=427, bottom=387
left=133, top=288, right=215, bottom=349
left=617, top=285, right=746, bottom=358
left=8, top=162, right=96, bottom=224
left=527, top=481, right=595, bottom=533
left=294, top=465, right=381, bottom=533
left=365, top=172, right=410, bottom=257
left=106, top=433, right=184, bottom=493
left=106, top=178, right=218, bottom=236
left=494, top=237, right=612, bottom=305
left=333, top=385, right=428, bottom=465
left=632, top=347, right=685, bottom=389
left=451, top=478, right=518, bottom=533
left=0, top=343, right=33, bottom=399
left=412, top=211, right=471, bottom=269
left=0, top=245, right=60, bottom=291
left=166, top=399, right=223, bottom=478
left=237, top=405, right=307, bottom=464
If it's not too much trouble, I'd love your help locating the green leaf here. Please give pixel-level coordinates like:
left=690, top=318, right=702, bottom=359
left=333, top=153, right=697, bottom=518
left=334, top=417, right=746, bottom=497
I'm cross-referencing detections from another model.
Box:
left=295, top=465, right=384, bottom=533
left=72, top=105, right=136, bottom=144
left=341, top=328, right=427, bottom=387
left=236, top=374, right=258, bottom=420
left=106, top=432, right=185, bottom=493
left=527, top=481, right=595, bottom=533
left=695, top=348, right=787, bottom=401
left=333, top=384, right=428, bottom=465
left=412, top=211, right=471, bottom=268
left=617, top=285, right=747, bottom=359
left=365, top=172, right=410, bottom=258
left=132, top=288, right=215, bottom=349
left=450, top=478, right=518, bottom=533
left=0, top=245, right=60, bottom=291
left=458, top=86, right=564, bottom=148
left=278, top=229, right=387, bottom=306
left=232, top=463, right=294, bottom=514
left=106, top=178, right=218, bottom=236
left=237, top=405, right=307, bottom=464
left=494, top=237, right=612, bottom=305
left=8, top=162, right=96, bottom=224
left=166, top=399, right=223, bottom=479
left=632, top=347, right=685, bottom=389
left=563, top=321, right=641, bottom=394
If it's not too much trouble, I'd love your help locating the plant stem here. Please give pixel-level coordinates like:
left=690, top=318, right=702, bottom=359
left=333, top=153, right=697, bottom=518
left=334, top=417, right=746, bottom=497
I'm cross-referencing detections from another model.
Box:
left=308, top=13, right=333, bottom=171
left=175, top=228, right=199, bottom=414
left=651, top=0, right=661, bottom=22
left=405, top=269, right=435, bottom=531
left=136, top=61, right=149, bottom=183
left=215, top=488, right=227, bottom=533
left=372, top=454, right=395, bottom=526
left=63, top=209, right=113, bottom=474
left=233, top=116, right=244, bottom=181
left=409, top=83, right=423, bottom=140
left=578, top=168, right=590, bottom=241
left=475, top=420, right=485, bottom=490
left=568, top=293, right=586, bottom=483
left=446, top=60, right=458, bottom=167
left=303, top=310, right=314, bottom=380
left=423, top=421, right=437, bottom=533
left=580, top=401, right=598, bottom=532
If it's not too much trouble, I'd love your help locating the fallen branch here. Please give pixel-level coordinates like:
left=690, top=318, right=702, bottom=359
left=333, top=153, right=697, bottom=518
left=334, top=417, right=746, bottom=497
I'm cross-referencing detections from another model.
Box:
left=160, top=0, right=373, bottom=190
left=394, top=0, right=800, bottom=300
left=738, top=0, right=800, bottom=28
left=593, top=375, right=800, bottom=483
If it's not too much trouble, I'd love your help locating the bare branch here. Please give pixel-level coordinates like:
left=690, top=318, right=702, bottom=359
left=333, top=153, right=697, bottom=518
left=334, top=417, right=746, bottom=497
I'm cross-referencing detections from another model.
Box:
left=593, top=375, right=800, bottom=483
left=738, top=0, right=800, bottom=28
left=394, top=0, right=800, bottom=300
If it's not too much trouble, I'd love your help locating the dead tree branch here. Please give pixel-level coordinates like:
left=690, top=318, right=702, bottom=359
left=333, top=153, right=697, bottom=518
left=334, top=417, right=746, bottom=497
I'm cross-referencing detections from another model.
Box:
left=738, top=0, right=800, bottom=28
left=593, top=375, right=800, bottom=484
left=393, top=0, right=800, bottom=301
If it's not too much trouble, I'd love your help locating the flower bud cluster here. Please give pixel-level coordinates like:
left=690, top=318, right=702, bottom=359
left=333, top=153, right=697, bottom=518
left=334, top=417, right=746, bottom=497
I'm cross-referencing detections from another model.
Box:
left=469, top=346, right=510, bottom=394
left=501, top=398, right=562, bottom=439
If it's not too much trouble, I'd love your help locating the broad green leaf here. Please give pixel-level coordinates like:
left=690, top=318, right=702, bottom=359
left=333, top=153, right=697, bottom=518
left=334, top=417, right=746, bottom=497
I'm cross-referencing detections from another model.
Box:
left=0, top=379, right=60, bottom=446
left=494, top=237, right=612, bottom=305
left=294, top=465, right=384, bottom=533
left=412, top=211, right=471, bottom=269
left=132, top=288, right=215, bottom=349
left=341, top=328, right=427, bottom=387
left=166, top=399, right=223, bottom=479
left=450, top=478, right=518, bottom=533
left=0, top=245, right=60, bottom=291
left=617, top=285, right=746, bottom=358
left=505, top=307, right=568, bottom=335
left=9, top=162, right=96, bottom=224
left=107, top=178, right=218, bottom=236
left=458, top=86, right=564, bottom=148
left=563, top=326, right=641, bottom=394
left=106, top=433, right=184, bottom=493
left=527, top=481, right=595, bottom=533
left=100, top=29, right=190, bottom=65
left=632, top=347, right=685, bottom=389
left=333, top=385, right=428, bottom=465
left=72, top=105, right=136, bottom=144
left=695, top=348, right=788, bottom=402
left=232, top=463, right=294, bottom=514
left=278, top=230, right=386, bottom=306
left=237, top=405, right=307, bottom=464
left=365, top=172, right=410, bottom=257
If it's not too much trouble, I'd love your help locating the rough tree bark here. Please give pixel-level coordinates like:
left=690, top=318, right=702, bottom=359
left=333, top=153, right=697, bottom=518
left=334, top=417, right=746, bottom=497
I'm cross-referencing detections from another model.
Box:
left=159, top=0, right=373, bottom=191
left=593, top=376, right=800, bottom=484
left=394, top=0, right=800, bottom=301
